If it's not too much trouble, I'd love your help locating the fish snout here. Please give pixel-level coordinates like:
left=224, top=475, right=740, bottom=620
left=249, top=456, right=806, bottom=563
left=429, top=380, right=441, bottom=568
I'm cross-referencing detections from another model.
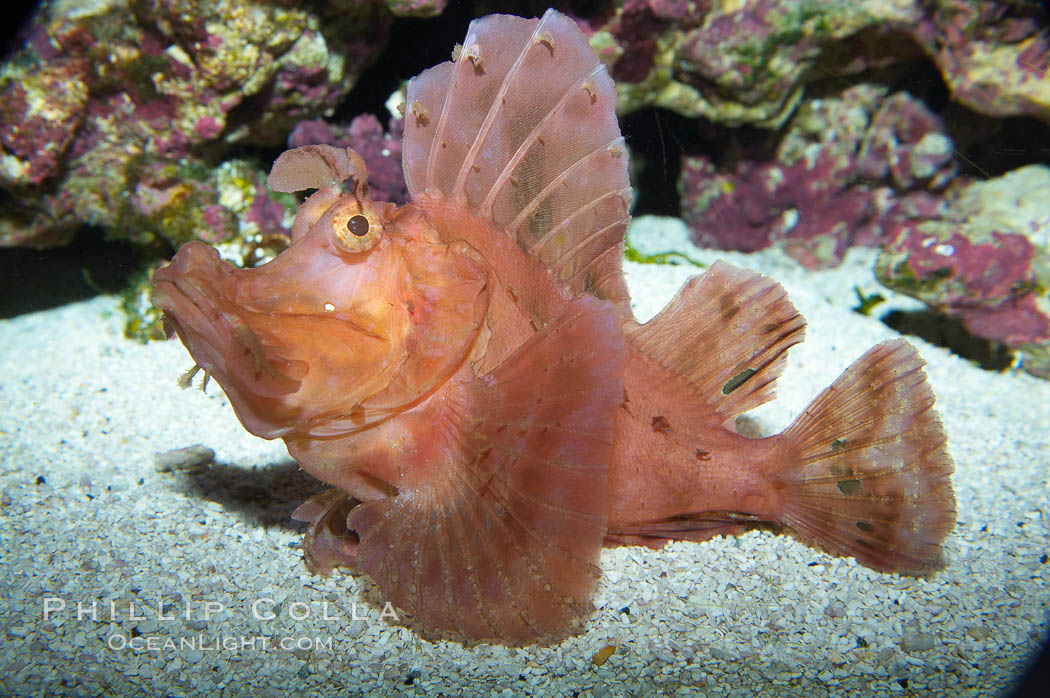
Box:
left=152, top=242, right=308, bottom=439
left=151, top=241, right=235, bottom=323
left=155, top=241, right=223, bottom=285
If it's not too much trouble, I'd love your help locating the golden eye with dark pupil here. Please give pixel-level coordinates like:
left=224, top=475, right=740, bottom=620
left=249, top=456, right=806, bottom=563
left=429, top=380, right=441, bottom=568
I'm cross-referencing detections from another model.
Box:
left=346, top=214, right=369, bottom=237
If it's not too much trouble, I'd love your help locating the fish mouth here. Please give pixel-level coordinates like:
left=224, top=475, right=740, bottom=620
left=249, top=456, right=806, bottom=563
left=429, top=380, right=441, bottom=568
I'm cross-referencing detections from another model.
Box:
left=151, top=242, right=306, bottom=438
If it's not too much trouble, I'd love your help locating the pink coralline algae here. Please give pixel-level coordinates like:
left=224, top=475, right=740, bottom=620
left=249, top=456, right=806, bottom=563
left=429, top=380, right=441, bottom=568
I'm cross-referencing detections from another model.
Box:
left=288, top=114, right=407, bottom=206
left=876, top=165, right=1050, bottom=379
left=0, top=0, right=389, bottom=249
left=679, top=85, right=957, bottom=269
left=913, top=0, right=1050, bottom=122
left=582, top=0, right=1049, bottom=129
left=0, top=57, right=88, bottom=189
left=585, top=0, right=922, bottom=126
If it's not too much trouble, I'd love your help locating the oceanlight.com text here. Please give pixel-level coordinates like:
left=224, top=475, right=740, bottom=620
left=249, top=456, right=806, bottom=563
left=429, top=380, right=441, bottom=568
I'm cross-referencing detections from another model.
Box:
left=106, top=634, right=334, bottom=652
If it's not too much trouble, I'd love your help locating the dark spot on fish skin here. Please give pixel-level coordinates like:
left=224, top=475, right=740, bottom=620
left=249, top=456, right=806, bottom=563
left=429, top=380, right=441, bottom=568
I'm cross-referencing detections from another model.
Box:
left=854, top=537, right=875, bottom=549
left=651, top=416, right=671, bottom=433
left=350, top=403, right=366, bottom=425
left=582, top=271, right=597, bottom=293
left=856, top=521, right=875, bottom=533
left=760, top=322, right=781, bottom=333
left=695, top=449, right=711, bottom=461
left=837, top=479, right=862, bottom=495
left=722, top=368, right=757, bottom=394
left=831, top=438, right=848, bottom=450
left=719, top=294, right=740, bottom=320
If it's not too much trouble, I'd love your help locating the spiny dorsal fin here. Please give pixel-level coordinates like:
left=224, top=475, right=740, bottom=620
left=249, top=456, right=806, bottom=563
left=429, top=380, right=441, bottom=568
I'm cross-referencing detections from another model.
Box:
left=347, top=295, right=625, bottom=644
left=403, top=9, right=631, bottom=304
left=627, top=261, right=807, bottom=424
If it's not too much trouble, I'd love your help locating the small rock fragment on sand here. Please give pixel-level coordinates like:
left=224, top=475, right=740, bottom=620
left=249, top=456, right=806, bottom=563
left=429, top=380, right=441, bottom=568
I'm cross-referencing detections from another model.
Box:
left=154, top=444, right=215, bottom=473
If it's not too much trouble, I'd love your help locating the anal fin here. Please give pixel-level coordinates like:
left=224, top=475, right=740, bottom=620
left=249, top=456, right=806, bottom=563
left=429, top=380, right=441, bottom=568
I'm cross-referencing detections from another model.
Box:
left=607, top=510, right=769, bottom=548
left=347, top=295, right=625, bottom=644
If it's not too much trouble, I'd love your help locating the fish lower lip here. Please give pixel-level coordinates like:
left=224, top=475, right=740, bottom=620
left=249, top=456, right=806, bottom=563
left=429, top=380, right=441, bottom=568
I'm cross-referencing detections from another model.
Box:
left=166, top=275, right=214, bottom=319
left=152, top=272, right=228, bottom=366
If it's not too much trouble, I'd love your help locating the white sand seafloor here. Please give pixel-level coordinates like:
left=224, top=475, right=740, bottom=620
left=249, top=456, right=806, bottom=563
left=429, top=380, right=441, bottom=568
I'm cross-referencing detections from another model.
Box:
left=1, top=215, right=1047, bottom=696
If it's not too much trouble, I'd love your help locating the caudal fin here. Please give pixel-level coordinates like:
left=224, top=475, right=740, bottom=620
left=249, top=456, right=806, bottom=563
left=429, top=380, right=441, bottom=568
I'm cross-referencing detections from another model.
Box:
left=775, top=339, right=955, bottom=574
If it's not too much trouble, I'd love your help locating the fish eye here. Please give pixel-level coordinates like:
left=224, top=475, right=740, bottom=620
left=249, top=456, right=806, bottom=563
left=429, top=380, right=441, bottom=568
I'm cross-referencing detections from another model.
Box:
left=330, top=201, right=383, bottom=253
left=347, top=215, right=369, bottom=237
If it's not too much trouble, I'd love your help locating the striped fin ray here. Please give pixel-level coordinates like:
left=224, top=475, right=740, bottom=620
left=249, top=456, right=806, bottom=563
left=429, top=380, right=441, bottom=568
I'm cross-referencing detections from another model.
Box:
left=402, top=9, right=631, bottom=304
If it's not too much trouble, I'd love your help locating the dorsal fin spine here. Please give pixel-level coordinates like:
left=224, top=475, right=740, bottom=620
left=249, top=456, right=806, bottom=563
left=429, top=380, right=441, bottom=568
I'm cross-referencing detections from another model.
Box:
left=454, top=17, right=552, bottom=197
left=480, top=63, right=606, bottom=216
left=581, top=258, right=628, bottom=297
left=549, top=198, right=632, bottom=275
left=552, top=221, right=623, bottom=278
left=530, top=186, right=631, bottom=256
left=508, top=136, right=626, bottom=234
left=425, top=26, right=482, bottom=193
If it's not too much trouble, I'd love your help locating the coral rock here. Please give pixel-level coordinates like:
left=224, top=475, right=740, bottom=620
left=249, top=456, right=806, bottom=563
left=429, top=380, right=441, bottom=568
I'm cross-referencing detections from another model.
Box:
left=587, top=0, right=921, bottom=127
left=876, top=165, right=1050, bottom=379
left=679, top=85, right=956, bottom=269
left=914, top=0, right=1050, bottom=123
left=0, top=0, right=389, bottom=249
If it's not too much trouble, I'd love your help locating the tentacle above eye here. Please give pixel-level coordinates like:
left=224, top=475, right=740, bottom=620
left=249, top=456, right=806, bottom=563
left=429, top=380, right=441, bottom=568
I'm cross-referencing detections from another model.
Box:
left=268, top=145, right=369, bottom=194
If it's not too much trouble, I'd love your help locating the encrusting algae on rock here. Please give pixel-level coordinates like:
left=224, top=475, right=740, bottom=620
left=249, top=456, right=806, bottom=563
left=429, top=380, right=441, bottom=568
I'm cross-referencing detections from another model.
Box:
left=151, top=9, right=956, bottom=645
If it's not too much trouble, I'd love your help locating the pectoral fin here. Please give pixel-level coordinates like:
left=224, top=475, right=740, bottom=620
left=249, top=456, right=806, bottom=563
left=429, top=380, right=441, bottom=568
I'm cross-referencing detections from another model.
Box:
left=346, top=295, right=625, bottom=644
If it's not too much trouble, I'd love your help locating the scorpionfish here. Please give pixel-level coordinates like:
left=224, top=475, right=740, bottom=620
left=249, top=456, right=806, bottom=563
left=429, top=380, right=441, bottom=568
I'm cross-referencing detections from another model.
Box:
left=152, top=9, right=956, bottom=645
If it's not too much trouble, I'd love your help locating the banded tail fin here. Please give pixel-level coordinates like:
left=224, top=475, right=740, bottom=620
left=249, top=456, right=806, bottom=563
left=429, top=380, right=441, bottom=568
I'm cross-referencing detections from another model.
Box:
left=627, top=260, right=807, bottom=425
left=402, top=9, right=631, bottom=304
left=776, top=339, right=956, bottom=573
left=347, top=295, right=625, bottom=644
